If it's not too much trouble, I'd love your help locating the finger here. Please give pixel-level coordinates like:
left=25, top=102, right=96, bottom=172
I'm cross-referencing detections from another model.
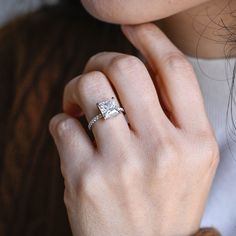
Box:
left=49, top=113, right=94, bottom=180
left=63, top=71, right=131, bottom=151
left=121, top=23, right=210, bottom=132
left=83, top=52, right=170, bottom=137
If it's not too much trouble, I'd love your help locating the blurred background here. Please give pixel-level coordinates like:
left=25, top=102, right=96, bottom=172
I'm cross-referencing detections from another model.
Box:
left=0, top=0, right=58, bottom=26
left=0, top=1, right=135, bottom=235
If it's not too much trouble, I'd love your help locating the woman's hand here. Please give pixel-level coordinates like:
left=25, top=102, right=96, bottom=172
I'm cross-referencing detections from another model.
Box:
left=49, top=23, right=219, bottom=236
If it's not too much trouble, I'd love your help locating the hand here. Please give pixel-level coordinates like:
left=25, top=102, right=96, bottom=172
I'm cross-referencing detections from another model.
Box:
left=49, top=23, right=220, bottom=236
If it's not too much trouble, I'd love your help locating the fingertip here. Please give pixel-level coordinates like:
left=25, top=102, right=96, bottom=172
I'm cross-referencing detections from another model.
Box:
left=49, top=113, right=79, bottom=141
left=49, top=113, right=61, bottom=138
left=121, top=22, right=156, bottom=36
left=121, top=24, right=135, bottom=40
left=49, top=112, right=94, bottom=154
left=121, top=23, right=158, bottom=52
left=120, top=24, right=130, bottom=33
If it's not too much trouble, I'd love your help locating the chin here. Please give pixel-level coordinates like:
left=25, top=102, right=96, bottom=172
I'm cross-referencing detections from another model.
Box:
left=81, top=0, right=162, bottom=24
left=81, top=0, right=209, bottom=24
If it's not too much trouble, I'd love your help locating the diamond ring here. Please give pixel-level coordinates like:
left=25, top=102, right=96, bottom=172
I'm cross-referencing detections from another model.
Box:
left=88, top=97, right=125, bottom=130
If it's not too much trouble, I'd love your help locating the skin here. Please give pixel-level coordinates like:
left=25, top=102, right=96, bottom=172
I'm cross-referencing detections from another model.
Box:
left=80, top=0, right=211, bottom=24
left=48, top=0, right=228, bottom=235
left=49, top=23, right=219, bottom=235
left=81, top=0, right=236, bottom=58
left=159, top=0, right=236, bottom=58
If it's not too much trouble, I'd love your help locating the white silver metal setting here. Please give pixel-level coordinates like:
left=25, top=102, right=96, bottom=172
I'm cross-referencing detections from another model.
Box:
left=88, top=97, right=125, bottom=130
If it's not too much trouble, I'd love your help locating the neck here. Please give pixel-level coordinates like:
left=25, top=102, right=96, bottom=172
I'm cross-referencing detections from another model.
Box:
left=157, top=0, right=236, bottom=59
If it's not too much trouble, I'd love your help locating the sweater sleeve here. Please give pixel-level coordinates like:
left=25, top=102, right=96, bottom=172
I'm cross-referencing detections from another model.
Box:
left=192, top=227, right=221, bottom=236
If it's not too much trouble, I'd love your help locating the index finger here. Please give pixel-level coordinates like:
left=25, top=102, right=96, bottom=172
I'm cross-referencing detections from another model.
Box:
left=121, top=23, right=211, bottom=133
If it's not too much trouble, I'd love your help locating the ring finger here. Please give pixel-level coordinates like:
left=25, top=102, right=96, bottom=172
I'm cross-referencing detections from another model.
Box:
left=83, top=52, right=169, bottom=137
left=63, top=71, right=131, bottom=151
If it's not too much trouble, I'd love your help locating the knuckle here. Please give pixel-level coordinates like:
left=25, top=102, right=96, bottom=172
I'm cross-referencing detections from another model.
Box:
left=161, top=135, right=177, bottom=149
left=203, top=151, right=220, bottom=173
left=76, top=71, right=107, bottom=95
left=86, top=51, right=108, bottom=65
left=157, top=135, right=179, bottom=154
left=196, top=134, right=220, bottom=169
left=142, top=130, right=180, bottom=159
left=162, top=52, right=193, bottom=72
left=80, top=165, right=105, bottom=197
left=109, top=54, right=143, bottom=74
left=205, top=139, right=220, bottom=164
left=120, top=158, right=144, bottom=187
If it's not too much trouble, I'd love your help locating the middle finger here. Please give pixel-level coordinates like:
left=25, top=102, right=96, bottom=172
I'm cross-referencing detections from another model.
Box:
left=84, top=52, right=170, bottom=137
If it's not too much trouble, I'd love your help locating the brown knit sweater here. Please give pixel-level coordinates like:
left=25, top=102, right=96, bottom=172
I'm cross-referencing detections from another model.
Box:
left=0, top=2, right=222, bottom=236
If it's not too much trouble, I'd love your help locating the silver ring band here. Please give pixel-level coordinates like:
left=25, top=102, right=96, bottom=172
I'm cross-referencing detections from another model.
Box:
left=88, top=97, right=125, bottom=130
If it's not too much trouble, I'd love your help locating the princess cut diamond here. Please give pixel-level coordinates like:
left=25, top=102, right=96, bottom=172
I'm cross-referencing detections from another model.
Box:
left=97, top=97, right=119, bottom=119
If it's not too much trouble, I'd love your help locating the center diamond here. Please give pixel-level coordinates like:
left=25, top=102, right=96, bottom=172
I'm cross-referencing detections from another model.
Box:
left=97, top=97, right=119, bottom=120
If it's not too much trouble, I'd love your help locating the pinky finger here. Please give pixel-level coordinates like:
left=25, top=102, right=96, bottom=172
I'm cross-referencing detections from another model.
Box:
left=49, top=113, right=95, bottom=180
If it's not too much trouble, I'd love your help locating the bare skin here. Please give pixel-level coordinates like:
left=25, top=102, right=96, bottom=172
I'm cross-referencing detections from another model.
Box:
left=49, top=23, right=219, bottom=235
left=48, top=0, right=230, bottom=235
left=82, top=0, right=236, bottom=58
left=158, top=0, right=236, bottom=58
